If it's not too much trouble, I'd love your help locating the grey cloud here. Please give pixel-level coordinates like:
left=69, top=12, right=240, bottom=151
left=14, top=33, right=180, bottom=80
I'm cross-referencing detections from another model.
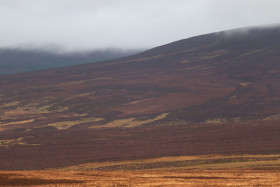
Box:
left=0, top=0, right=280, bottom=51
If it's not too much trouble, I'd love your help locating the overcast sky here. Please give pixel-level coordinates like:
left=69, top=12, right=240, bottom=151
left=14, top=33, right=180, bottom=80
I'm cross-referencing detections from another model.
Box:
left=1, top=0, right=280, bottom=51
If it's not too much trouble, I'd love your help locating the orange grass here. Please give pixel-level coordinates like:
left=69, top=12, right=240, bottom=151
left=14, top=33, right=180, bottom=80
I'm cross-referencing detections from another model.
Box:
left=1, top=169, right=280, bottom=186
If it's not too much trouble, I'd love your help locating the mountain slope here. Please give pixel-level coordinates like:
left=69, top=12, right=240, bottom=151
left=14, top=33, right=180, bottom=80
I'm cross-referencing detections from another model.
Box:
left=1, top=26, right=280, bottom=170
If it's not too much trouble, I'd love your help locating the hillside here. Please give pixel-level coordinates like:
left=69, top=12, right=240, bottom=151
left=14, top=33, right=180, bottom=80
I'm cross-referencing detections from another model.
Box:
left=0, top=48, right=141, bottom=74
left=1, top=26, right=280, bottom=170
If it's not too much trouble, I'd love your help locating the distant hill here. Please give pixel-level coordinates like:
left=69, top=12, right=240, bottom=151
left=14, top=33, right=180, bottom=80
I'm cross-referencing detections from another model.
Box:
left=1, top=25, right=280, bottom=170
left=0, top=48, right=142, bottom=74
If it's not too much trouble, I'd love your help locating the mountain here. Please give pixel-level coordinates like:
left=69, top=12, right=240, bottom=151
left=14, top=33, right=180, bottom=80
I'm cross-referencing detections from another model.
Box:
left=0, top=48, right=141, bottom=74
left=1, top=26, right=280, bottom=170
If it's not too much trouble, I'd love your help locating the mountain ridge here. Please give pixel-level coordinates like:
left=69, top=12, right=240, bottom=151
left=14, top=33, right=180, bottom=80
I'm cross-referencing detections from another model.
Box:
left=0, top=48, right=142, bottom=75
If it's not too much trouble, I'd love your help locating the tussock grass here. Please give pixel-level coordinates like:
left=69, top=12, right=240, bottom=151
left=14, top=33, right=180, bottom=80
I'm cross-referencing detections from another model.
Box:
left=0, top=119, right=34, bottom=126
left=48, top=117, right=104, bottom=129
left=0, top=136, right=39, bottom=148
left=91, top=113, right=169, bottom=129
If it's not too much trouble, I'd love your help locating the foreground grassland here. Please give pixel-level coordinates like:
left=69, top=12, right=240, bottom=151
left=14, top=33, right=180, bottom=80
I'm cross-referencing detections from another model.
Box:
left=1, top=154, right=280, bottom=186
left=1, top=169, right=280, bottom=186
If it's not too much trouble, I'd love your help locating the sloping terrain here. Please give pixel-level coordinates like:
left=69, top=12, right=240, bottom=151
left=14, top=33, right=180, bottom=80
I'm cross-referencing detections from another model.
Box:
left=1, top=26, right=280, bottom=170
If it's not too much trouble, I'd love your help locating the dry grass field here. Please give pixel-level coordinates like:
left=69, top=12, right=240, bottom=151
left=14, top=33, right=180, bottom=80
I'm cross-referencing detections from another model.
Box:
left=1, top=169, right=280, bottom=186
left=1, top=154, right=280, bottom=186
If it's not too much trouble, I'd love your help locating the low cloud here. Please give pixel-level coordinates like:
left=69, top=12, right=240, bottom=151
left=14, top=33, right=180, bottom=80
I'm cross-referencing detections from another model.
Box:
left=1, top=0, right=280, bottom=51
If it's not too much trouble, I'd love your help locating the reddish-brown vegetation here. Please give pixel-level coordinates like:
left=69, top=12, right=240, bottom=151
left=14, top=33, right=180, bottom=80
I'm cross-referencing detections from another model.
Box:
left=0, top=27, right=280, bottom=172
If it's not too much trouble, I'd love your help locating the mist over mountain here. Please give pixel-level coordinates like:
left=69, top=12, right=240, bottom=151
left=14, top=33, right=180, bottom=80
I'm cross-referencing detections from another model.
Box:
left=0, top=48, right=142, bottom=74
left=1, top=25, right=280, bottom=170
